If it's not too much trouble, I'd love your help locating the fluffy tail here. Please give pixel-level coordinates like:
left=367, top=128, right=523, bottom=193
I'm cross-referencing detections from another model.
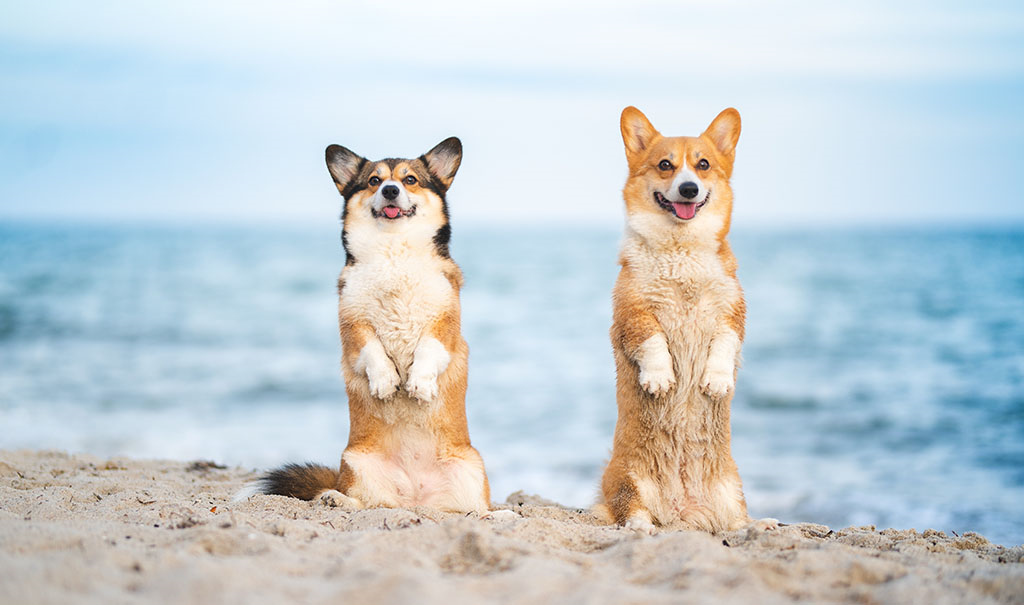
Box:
left=256, top=462, right=341, bottom=500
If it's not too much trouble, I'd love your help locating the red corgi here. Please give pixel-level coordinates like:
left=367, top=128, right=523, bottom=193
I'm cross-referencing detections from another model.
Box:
left=597, top=107, right=775, bottom=533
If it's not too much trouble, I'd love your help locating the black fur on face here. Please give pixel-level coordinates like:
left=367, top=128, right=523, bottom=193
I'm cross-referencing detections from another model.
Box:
left=325, top=138, right=463, bottom=265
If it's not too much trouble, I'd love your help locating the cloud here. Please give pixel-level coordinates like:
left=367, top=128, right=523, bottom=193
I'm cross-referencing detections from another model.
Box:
left=1, top=1, right=1023, bottom=225
left=5, top=1, right=1023, bottom=80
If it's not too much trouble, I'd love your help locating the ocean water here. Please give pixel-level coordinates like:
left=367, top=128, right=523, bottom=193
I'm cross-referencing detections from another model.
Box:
left=1, top=222, right=1022, bottom=546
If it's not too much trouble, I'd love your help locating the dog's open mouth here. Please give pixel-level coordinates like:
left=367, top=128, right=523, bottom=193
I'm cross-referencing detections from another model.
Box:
left=372, top=205, right=417, bottom=220
left=654, top=191, right=709, bottom=220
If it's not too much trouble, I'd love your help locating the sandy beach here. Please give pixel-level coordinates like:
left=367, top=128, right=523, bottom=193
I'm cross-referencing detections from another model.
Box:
left=1, top=449, right=1021, bottom=604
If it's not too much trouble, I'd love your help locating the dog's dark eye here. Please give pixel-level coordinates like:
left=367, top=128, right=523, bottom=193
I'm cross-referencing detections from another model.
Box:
left=403, top=175, right=417, bottom=186
left=658, top=160, right=673, bottom=171
left=697, top=159, right=710, bottom=170
left=368, top=176, right=382, bottom=187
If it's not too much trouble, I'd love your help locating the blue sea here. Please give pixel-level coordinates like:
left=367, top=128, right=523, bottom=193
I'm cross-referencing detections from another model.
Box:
left=1, top=222, right=1022, bottom=546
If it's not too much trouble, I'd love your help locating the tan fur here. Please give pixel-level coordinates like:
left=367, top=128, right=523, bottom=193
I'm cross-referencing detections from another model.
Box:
left=261, top=138, right=491, bottom=514
left=336, top=141, right=490, bottom=513
left=598, top=107, right=756, bottom=532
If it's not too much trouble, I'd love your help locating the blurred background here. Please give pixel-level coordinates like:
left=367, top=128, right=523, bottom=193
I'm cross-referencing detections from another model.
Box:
left=2, top=2, right=1022, bottom=544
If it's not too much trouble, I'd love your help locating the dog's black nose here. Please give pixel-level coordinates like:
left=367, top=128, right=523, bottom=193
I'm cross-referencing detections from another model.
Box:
left=679, top=182, right=699, bottom=199
left=381, top=185, right=399, bottom=200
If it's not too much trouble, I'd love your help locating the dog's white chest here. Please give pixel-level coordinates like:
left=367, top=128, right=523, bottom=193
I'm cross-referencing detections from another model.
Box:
left=637, top=249, right=737, bottom=330
left=341, top=254, right=452, bottom=356
left=628, top=246, right=742, bottom=407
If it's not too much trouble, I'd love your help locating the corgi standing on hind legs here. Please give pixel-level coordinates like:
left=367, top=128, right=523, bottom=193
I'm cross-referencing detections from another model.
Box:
left=247, top=137, right=508, bottom=518
left=596, top=106, right=776, bottom=534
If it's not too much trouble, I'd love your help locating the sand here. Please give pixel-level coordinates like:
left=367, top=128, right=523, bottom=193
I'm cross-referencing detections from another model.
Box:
left=1, top=450, right=1022, bottom=604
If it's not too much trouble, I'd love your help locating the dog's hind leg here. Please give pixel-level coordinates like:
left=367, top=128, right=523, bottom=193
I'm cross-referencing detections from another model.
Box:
left=601, top=464, right=658, bottom=534
left=426, top=445, right=489, bottom=514
left=319, top=490, right=364, bottom=510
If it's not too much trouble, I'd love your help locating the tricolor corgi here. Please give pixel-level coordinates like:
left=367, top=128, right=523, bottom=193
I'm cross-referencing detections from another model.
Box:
left=251, top=138, right=493, bottom=514
left=596, top=107, right=774, bottom=533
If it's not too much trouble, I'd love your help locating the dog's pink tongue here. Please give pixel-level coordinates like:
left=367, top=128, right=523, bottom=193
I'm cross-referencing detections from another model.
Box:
left=672, top=202, right=697, bottom=220
left=383, top=206, right=401, bottom=219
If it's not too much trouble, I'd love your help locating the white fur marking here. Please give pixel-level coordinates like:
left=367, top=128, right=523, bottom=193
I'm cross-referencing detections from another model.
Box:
left=636, top=333, right=675, bottom=396
left=747, top=518, right=779, bottom=532
left=231, top=482, right=260, bottom=503
left=319, top=490, right=363, bottom=510
left=370, top=179, right=415, bottom=215
left=342, top=450, right=411, bottom=508
left=482, top=509, right=521, bottom=522
left=405, top=336, right=450, bottom=402
left=701, top=329, right=740, bottom=399
left=355, top=339, right=400, bottom=399
left=632, top=474, right=673, bottom=526
left=624, top=510, right=657, bottom=535
left=667, top=167, right=707, bottom=204
left=341, top=432, right=487, bottom=513
left=432, top=457, right=488, bottom=513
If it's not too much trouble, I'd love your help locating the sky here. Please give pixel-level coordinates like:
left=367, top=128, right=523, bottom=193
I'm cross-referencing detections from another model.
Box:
left=1, top=0, right=1023, bottom=227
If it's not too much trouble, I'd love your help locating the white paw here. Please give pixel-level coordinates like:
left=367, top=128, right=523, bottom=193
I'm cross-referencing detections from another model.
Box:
left=405, top=337, right=449, bottom=402
left=747, top=517, right=779, bottom=532
left=624, top=515, right=657, bottom=535
left=639, top=365, right=676, bottom=396
left=700, top=368, right=733, bottom=399
left=482, top=509, right=520, bottom=522
left=703, top=331, right=740, bottom=400
left=405, top=369, right=439, bottom=402
left=319, top=490, right=362, bottom=511
left=636, top=335, right=675, bottom=396
left=356, top=342, right=401, bottom=399
left=367, top=362, right=401, bottom=399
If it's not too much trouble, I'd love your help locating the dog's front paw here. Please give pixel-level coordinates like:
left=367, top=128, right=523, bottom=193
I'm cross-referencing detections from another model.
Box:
left=405, top=370, right=439, bottom=403
left=639, top=365, right=676, bottom=396
left=356, top=342, right=401, bottom=400
left=367, top=362, right=401, bottom=399
left=700, top=367, right=734, bottom=399
left=636, top=334, right=675, bottom=396
left=404, top=338, right=449, bottom=403
left=405, top=363, right=440, bottom=402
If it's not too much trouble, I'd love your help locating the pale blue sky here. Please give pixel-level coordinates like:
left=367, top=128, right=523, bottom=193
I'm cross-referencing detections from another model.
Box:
left=2, top=1, right=1022, bottom=226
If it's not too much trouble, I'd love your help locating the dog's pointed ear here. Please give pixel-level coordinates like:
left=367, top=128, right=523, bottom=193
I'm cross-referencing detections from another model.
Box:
left=325, top=145, right=366, bottom=194
left=620, top=106, right=660, bottom=160
left=702, top=108, right=741, bottom=162
left=422, top=137, right=462, bottom=190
